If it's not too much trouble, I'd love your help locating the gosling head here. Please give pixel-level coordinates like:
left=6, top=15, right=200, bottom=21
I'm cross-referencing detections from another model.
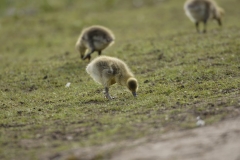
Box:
left=127, top=77, right=138, bottom=97
left=76, top=44, right=87, bottom=59
left=216, top=7, right=225, bottom=26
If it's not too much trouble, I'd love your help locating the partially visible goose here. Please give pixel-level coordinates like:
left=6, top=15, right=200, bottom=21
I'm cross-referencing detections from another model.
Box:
left=75, top=25, right=115, bottom=61
left=86, top=56, right=138, bottom=100
left=184, top=0, right=224, bottom=33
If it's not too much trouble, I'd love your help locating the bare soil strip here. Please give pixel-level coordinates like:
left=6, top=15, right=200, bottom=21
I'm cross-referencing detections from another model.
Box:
left=112, top=116, right=240, bottom=160
left=48, top=116, right=240, bottom=160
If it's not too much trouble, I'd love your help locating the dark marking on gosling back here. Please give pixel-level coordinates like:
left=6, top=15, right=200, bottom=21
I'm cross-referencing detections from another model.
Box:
left=89, top=30, right=108, bottom=40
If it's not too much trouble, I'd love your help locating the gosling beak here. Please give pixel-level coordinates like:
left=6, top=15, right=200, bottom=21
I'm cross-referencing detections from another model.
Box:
left=132, top=92, right=137, bottom=97
left=81, top=55, right=84, bottom=59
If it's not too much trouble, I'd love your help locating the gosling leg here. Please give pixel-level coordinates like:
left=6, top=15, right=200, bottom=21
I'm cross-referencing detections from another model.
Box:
left=203, top=20, right=207, bottom=33
left=195, top=22, right=200, bottom=33
left=104, top=87, right=112, bottom=100
left=217, top=19, right=222, bottom=26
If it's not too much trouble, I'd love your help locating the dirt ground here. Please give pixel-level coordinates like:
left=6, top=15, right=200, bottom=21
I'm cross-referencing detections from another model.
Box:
left=49, top=116, right=240, bottom=160
left=111, top=116, right=240, bottom=160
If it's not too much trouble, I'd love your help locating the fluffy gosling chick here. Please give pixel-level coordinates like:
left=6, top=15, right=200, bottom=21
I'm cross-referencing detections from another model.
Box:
left=184, top=0, right=224, bottom=33
left=86, top=56, right=138, bottom=100
left=75, top=25, right=115, bottom=61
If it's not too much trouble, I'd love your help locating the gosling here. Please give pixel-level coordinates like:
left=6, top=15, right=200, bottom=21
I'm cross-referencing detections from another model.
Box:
left=184, top=0, right=224, bottom=33
left=75, top=25, right=115, bottom=61
left=86, top=56, right=138, bottom=100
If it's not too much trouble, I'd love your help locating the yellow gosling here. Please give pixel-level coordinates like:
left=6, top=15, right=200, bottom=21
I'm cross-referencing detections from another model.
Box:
left=86, top=56, right=138, bottom=100
left=184, top=0, right=224, bottom=33
left=75, top=25, right=115, bottom=61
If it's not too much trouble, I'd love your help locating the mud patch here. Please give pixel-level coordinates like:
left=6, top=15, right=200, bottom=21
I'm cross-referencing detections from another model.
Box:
left=43, top=116, right=240, bottom=160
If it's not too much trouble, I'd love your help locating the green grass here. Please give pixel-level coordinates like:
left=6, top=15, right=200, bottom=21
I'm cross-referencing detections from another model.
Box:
left=0, top=0, right=240, bottom=159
